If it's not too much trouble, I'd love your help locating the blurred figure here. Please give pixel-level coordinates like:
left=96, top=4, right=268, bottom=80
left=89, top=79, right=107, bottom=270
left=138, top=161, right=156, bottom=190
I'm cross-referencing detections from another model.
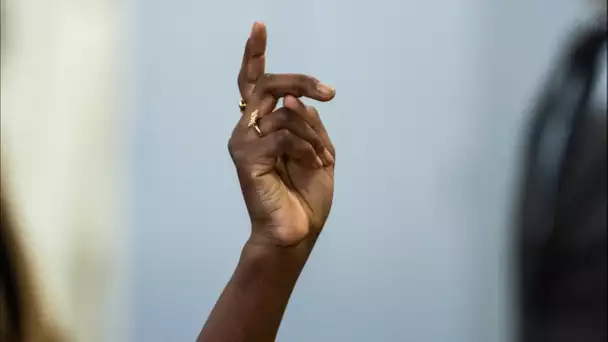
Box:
left=1, top=0, right=127, bottom=341
left=1, top=192, right=61, bottom=341
left=518, top=11, right=606, bottom=342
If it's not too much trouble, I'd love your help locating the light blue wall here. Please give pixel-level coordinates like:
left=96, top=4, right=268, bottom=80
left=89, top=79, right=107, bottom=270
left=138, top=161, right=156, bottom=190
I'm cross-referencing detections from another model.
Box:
left=131, top=1, right=589, bottom=341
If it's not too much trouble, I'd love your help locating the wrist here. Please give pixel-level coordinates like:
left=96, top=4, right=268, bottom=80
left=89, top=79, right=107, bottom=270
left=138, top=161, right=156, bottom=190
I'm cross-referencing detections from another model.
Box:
left=248, top=222, right=320, bottom=251
left=243, top=234, right=312, bottom=261
left=242, top=224, right=321, bottom=265
left=236, top=235, right=313, bottom=288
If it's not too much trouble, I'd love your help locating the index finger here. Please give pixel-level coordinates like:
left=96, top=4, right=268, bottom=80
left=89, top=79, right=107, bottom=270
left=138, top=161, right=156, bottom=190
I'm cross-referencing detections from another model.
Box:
left=240, top=74, right=335, bottom=127
left=238, top=22, right=267, bottom=101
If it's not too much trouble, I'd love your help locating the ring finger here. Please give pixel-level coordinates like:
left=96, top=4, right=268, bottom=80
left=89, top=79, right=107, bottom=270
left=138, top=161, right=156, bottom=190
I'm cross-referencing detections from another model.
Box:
left=251, top=108, right=333, bottom=166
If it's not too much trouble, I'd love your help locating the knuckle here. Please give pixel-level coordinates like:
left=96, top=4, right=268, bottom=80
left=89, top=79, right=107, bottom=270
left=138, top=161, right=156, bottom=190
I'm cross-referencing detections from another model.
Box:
left=227, top=138, right=245, bottom=161
left=311, top=135, right=324, bottom=148
left=303, top=75, right=318, bottom=90
left=228, top=145, right=240, bottom=159
left=232, top=149, right=251, bottom=167
left=298, top=75, right=313, bottom=90
left=277, top=128, right=292, bottom=139
left=307, top=106, right=324, bottom=129
left=227, top=136, right=236, bottom=152
left=260, top=73, right=273, bottom=84
left=298, top=74, right=313, bottom=84
left=273, top=110, right=289, bottom=125
left=307, top=105, right=319, bottom=118
left=303, top=126, right=322, bottom=144
left=304, top=143, right=316, bottom=155
left=284, top=80, right=303, bottom=97
left=253, top=73, right=274, bottom=94
left=276, top=129, right=293, bottom=147
left=262, top=111, right=285, bottom=131
left=291, top=87, right=303, bottom=97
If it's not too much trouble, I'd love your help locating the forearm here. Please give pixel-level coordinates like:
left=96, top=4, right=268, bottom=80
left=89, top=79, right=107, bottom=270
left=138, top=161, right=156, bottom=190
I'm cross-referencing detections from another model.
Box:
left=197, top=236, right=315, bottom=342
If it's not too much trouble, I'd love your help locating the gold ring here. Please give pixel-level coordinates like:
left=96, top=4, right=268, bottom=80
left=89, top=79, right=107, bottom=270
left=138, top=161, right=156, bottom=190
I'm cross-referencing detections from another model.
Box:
left=239, top=99, right=247, bottom=113
left=252, top=123, right=263, bottom=137
left=247, top=109, right=263, bottom=137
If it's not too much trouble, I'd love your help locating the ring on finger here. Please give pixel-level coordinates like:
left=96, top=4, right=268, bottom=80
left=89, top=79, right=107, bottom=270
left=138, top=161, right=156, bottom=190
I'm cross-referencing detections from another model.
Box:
left=247, top=109, right=263, bottom=137
left=239, top=99, right=247, bottom=113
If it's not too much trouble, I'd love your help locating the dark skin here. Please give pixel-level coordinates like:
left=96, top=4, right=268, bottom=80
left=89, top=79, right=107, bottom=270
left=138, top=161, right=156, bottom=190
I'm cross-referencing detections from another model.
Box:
left=197, top=22, right=336, bottom=342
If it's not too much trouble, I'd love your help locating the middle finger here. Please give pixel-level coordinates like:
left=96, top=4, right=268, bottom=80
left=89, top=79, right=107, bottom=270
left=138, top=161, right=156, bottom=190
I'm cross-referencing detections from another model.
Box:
left=240, top=74, right=335, bottom=125
left=253, top=73, right=335, bottom=101
left=260, top=108, right=332, bottom=165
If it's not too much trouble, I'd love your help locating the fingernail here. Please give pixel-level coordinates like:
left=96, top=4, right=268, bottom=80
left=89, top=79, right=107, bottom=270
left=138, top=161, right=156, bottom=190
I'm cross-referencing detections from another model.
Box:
left=316, top=83, right=335, bottom=97
left=250, top=22, right=258, bottom=36
left=323, top=149, right=335, bottom=165
left=315, top=157, right=324, bottom=169
left=283, top=95, right=295, bottom=108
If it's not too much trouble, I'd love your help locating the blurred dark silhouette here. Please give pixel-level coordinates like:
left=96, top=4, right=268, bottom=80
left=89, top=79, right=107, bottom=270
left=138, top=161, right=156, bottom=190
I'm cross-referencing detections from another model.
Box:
left=518, top=19, right=607, bottom=342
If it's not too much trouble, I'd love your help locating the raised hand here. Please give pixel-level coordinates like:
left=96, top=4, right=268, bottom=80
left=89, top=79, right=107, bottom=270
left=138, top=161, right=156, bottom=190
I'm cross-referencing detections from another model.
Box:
left=229, top=22, right=336, bottom=247
left=199, top=23, right=337, bottom=342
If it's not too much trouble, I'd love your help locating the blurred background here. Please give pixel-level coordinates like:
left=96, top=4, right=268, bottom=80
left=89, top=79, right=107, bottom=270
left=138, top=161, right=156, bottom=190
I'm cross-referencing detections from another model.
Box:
left=1, top=0, right=128, bottom=341
left=0, top=0, right=602, bottom=341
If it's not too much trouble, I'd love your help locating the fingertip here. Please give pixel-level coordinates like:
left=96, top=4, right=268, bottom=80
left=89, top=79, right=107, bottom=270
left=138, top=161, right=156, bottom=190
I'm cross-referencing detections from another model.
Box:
left=283, top=95, right=301, bottom=109
left=250, top=22, right=267, bottom=39
left=316, top=82, right=336, bottom=101
left=250, top=22, right=260, bottom=35
left=315, top=156, right=324, bottom=169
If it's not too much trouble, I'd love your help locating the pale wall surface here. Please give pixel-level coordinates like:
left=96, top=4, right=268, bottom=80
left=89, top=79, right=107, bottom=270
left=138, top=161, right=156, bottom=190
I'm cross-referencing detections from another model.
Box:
left=131, top=1, right=592, bottom=341
left=129, top=1, right=595, bottom=341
